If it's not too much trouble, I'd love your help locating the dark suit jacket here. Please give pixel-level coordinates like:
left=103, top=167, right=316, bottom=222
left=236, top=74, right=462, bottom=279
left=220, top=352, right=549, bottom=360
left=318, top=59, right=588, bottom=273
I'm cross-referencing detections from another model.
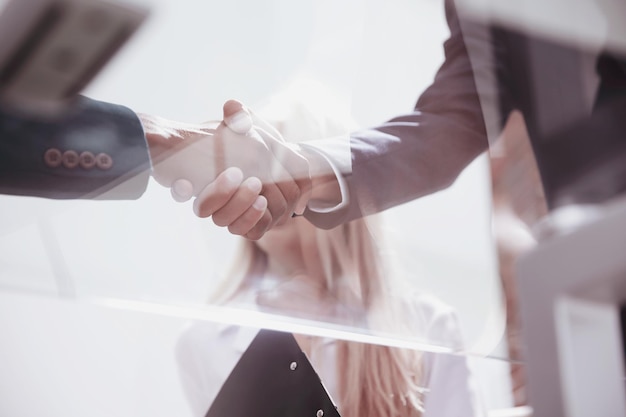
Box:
left=0, top=96, right=150, bottom=199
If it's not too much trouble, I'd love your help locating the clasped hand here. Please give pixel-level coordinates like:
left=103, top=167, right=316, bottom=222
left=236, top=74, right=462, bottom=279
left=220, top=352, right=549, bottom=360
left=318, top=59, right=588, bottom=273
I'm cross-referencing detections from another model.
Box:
left=141, top=100, right=311, bottom=240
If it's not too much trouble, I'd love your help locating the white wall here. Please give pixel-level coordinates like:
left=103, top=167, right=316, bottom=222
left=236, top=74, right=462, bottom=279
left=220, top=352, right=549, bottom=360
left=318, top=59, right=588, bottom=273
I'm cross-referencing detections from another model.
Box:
left=0, top=0, right=512, bottom=415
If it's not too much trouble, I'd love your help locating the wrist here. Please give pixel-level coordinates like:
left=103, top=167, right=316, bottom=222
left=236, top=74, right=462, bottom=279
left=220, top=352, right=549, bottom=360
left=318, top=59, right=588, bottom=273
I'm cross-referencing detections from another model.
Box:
left=138, top=113, right=179, bottom=164
left=295, top=144, right=342, bottom=208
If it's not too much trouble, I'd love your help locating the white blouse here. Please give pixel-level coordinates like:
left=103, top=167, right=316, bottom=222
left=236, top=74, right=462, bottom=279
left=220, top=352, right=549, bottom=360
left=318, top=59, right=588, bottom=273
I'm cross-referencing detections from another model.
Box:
left=175, top=292, right=485, bottom=417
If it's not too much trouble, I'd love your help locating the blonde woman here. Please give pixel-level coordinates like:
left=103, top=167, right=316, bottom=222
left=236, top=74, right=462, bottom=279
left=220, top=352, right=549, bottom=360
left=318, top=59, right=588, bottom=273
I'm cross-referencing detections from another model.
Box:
left=176, top=82, right=483, bottom=417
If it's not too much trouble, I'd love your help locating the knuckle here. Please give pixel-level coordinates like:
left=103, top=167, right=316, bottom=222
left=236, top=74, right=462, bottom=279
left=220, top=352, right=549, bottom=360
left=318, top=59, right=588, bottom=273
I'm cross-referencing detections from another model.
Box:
left=290, top=185, right=302, bottom=203
left=250, top=216, right=272, bottom=239
left=269, top=197, right=288, bottom=219
left=245, top=231, right=261, bottom=241
left=228, top=223, right=247, bottom=236
left=245, top=222, right=268, bottom=240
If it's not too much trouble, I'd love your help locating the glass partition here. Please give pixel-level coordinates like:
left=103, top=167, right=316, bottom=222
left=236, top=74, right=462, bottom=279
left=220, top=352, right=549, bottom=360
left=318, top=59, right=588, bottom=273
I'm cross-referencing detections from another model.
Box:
left=0, top=0, right=507, bottom=345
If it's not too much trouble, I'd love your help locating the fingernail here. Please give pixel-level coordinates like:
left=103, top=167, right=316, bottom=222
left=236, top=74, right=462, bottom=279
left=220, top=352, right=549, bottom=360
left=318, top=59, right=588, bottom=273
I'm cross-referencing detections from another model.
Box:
left=224, top=167, right=243, bottom=187
left=253, top=195, right=267, bottom=211
left=228, top=110, right=253, bottom=134
left=245, top=177, right=262, bottom=194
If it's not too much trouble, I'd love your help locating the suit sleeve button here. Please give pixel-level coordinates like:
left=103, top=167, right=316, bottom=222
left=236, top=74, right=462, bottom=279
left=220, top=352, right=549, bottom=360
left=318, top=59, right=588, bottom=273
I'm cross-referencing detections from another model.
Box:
left=79, top=151, right=96, bottom=169
left=62, top=150, right=80, bottom=169
left=43, top=148, right=63, bottom=168
left=95, top=153, right=113, bottom=170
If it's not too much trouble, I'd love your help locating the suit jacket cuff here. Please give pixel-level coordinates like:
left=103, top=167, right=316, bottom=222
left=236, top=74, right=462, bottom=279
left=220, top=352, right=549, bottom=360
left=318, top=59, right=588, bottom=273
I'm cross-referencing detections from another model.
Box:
left=0, top=96, right=151, bottom=200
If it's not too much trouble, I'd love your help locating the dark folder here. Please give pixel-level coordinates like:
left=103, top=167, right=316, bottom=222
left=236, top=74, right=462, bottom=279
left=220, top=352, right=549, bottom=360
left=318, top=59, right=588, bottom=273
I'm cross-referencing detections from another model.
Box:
left=205, top=329, right=341, bottom=417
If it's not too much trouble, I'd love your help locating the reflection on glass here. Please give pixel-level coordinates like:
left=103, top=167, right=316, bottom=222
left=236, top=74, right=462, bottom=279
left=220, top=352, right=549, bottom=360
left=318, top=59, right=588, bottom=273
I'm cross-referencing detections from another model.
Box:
left=460, top=0, right=626, bottom=414
left=489, top=110, right=548, bottom=406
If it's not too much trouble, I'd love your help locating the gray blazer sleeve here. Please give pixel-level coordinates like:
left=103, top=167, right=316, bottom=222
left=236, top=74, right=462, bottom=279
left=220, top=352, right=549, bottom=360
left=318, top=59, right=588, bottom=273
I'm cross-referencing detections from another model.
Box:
left=0, top=96, right=151, bottom=200
left=305, top=0, right=489, bottom=229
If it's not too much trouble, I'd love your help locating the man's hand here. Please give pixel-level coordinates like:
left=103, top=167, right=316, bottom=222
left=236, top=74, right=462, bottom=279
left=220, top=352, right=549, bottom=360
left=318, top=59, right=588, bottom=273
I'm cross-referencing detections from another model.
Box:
left=138, top=112, right=219, bottom=195
left=193, top=100, right=312, bottom=239
left=139, top=100, right=312, bottom=239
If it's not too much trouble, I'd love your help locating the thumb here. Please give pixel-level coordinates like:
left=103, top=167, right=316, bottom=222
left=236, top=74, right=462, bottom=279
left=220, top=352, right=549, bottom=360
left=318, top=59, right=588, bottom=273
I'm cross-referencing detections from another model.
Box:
left=170, top=178, right=194, bottom=202
left=223, top=99, right=253, bottom=134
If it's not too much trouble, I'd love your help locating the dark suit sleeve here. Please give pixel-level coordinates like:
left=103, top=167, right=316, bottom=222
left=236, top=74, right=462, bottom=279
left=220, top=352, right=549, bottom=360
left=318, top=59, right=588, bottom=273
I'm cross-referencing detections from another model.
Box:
left=0, top=96, right=151, bottom=200
left=305, top=0, right=489, bottom=229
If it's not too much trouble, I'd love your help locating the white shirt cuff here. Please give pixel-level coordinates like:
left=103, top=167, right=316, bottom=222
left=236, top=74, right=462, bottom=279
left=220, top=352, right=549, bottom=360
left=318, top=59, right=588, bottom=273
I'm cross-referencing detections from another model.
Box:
left=299, top=134, right=352, bottom=213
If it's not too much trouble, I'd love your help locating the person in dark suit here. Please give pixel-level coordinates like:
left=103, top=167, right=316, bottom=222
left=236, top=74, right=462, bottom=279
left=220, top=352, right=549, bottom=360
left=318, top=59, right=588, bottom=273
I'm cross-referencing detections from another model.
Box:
left=0, top=95, right=307, bottom=237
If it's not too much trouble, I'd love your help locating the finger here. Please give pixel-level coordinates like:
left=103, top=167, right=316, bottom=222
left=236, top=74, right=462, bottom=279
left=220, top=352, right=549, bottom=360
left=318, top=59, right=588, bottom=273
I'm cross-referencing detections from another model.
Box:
left=223, top=99, right=243, bottom=119
left=170, top=179, right=194, bottom=202
left=274, top=181, right=301, bottom=226
left=261, top=182, right=289, bottom=227
left=272, top=146, right=313, bottom=215
left=260, top=133, right=311, bottom=216
left=212, top=177, right=263, bottom=227
left=227, top=195, right=270, bottom=238
left=295, top=182, right=312, bottom=216
left=243, top=207, right=273, bottom=240
left=263, top=158, right=299, bottom=225
left=193, top=167, right=243, bottom=218
left=223, top=99, right=253, bottom=134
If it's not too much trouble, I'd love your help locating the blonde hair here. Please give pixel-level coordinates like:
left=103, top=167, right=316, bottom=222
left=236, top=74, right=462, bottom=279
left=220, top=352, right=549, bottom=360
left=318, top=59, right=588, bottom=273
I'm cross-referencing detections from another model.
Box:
left=211, top=78, right=424, bottom=417
left=211, top=218, right=424, bottom=417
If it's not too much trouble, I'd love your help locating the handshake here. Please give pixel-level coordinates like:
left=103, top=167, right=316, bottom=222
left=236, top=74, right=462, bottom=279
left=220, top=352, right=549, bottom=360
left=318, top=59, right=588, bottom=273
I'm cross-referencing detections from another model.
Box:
left=141, top=100, right=339, bottom=240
